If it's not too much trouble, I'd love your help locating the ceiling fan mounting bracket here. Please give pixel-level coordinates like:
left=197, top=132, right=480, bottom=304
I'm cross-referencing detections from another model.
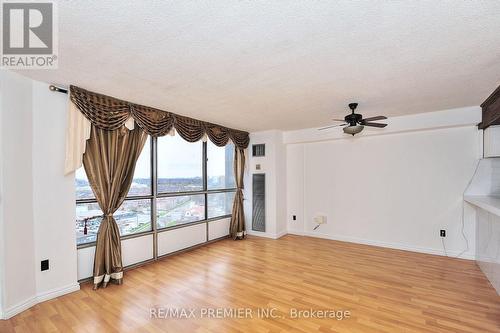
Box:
left=348, top=103, right=358, bottom=112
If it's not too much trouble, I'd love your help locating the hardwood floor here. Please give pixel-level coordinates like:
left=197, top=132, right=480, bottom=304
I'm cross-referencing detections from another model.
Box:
left=2, top=235, right=500, bottom=332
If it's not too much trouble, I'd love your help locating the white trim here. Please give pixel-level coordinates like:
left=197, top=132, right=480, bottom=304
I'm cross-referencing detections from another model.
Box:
left=2, top=297, right=37, bottom=320
left=287, top=229, right=305, bottom=236
left=247, top=229, right=287, bottom=239
left=246, top=230, right=276, bottom=239
left=2, top=283, right=80, bottom=319
left=295, top=230, right=475, bottom=260
left=274, top=230, right=288, bottom=239
left=247, top=229, right=474, bottom=260
left=36, top=283, right=80, bottom=303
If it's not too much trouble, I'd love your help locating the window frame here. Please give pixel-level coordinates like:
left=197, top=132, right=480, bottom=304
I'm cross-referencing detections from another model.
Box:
left=76, top=137, right=236, bottom=249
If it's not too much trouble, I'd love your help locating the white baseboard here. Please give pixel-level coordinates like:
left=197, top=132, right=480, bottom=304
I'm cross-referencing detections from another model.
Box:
left=36, top=283, right=80, bottom=303
left=2, top=283, right=80, bottom=320
left=291, top=230, right=474, bottom=260
left=247, top=229, right=287, bottom=239
left=275, top=230, right=288, bottom=239
left=287, top=229, right=305, bottom=236
left=2, top=296, right=38, bottom=320
left=288, top=229, right=474, bottom=260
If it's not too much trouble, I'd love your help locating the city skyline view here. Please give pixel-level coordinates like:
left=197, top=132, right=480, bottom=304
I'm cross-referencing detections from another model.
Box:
left=75, top=136, right=236, bottom=245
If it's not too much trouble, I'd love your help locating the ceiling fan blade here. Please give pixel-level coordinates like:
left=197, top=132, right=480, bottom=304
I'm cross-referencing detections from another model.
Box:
left=318, top=123, right=348, bottom=130
left=362, top=122, right=387, bottom=128
left=332, top=118, right=346, bottom=122
left=362, top=115, right=387, bottom=122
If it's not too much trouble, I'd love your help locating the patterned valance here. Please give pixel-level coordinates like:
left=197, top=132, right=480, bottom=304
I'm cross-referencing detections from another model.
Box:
left=70, top=85, right=250, bottom=149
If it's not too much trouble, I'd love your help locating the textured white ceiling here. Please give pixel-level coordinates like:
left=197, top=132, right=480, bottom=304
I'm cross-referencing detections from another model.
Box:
left=18, top=1, right=500, bottom=131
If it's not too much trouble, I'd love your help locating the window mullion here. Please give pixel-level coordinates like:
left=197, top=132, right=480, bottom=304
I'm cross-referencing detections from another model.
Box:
left=203, top=141, right=208, bottom=192
left=152, top=136, right=158, bottom=260
left=203, top=141, right=208, bottom=221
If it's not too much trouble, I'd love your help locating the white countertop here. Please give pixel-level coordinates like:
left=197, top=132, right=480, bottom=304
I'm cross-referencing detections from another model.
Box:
left=464, top=195, right=500, bottom=216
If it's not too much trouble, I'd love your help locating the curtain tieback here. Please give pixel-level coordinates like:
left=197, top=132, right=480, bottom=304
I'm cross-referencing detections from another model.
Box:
left=103, top=213, right=114, bottom=217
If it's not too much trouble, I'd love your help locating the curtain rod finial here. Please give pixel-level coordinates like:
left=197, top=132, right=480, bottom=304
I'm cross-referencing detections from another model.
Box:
left=49, top=84, right=68, bottom=94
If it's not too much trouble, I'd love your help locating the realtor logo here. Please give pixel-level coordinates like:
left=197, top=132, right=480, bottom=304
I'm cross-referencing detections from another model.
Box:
left=1, top=1, right=58, bottom=69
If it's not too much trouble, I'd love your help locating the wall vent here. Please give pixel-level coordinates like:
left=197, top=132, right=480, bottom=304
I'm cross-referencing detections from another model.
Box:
left=252, top=144, right=265, bottom=157
left=252, top=174, right=266, bottom=232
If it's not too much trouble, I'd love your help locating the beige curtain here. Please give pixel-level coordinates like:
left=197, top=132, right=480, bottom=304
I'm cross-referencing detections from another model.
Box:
left=65, top=101, right=135, bottom=174
left=230, top=147, right=246, bottom=239
left=64, top=102, right=91, bottom=175
left=83, top=125, right=148, bottom=289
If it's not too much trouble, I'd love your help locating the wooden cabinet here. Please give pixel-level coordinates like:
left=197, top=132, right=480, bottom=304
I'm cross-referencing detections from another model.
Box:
left=479, top=85, right=500, bottom=129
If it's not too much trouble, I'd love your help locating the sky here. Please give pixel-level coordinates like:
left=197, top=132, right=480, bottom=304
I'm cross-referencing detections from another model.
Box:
left=75, top=135, right=231, bottom=180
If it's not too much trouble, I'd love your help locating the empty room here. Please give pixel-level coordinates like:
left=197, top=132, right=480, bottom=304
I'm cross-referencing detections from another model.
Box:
left=1, top=1, right=500, bottom=332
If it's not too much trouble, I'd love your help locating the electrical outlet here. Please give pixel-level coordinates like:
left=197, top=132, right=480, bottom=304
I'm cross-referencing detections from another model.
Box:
left=440, top=230, right=446, bottom=237
left=41, top=259, right=49, bottom=271
left=292, top=215, right=296, bottom=221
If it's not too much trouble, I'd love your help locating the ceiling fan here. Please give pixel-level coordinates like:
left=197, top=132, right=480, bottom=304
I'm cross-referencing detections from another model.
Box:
left=318, top=103, right=387, bottom=135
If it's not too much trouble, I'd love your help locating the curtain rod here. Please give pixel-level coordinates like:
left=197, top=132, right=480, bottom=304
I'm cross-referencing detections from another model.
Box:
left=49, top=85, right=68, bottom=94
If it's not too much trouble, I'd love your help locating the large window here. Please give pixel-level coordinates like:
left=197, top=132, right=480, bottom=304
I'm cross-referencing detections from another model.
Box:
left=157, top=135, right=203, bottom=193
left=75, top=139, right=152, bottom=245
left=207, top=140, right=235, bottom=190
left=157, top=194, right=205, bottom=228
left=75, top=136, right=236, bottom=246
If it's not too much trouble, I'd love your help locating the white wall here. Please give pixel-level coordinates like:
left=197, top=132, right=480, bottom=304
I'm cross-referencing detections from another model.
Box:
left=286, top=144, right=304, bottom=234
left=0, top=71, right=37, bottom=317
left=32, top=81, right=79, bottom=300
left=275, top=133, right=287, bottom=236
left=0, top=72, right=78, bottom=319
left=286, top=124, right=481, bottom=259
left=244, top=131, right=287, bottom=239
left=158, top=223, right=206, bottom=256
left=208, top=217, right=231, bottom=240
left=0, top=70, right=3, bottom=318
left=245, top=108, right=482, bottom=251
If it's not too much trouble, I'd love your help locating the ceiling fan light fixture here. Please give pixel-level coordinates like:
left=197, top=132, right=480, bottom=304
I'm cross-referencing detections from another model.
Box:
left=343, top=125, right=364, bottom=135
